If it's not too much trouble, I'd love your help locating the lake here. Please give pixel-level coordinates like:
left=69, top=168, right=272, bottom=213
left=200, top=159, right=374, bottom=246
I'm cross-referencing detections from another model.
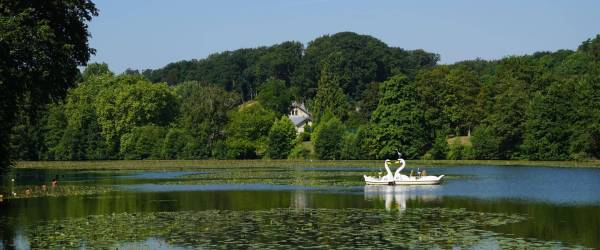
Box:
left=0, top=164, right=599, bottom=249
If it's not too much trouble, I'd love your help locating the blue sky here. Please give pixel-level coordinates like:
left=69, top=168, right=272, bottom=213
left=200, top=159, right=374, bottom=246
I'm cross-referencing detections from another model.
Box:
left=88, top=0, right=600, bottom=73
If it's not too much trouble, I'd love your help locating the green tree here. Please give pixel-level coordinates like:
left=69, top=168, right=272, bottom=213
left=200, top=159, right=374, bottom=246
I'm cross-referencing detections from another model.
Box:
left=367, top=75, right=428, bottom=159
left=415, top=66, right=481, bottom=137
left=43, top=104, right=68, bottom=160
left=95, top=75, right=178, bottom=152
left=313, top=59, right=349, bottom=120
left=356, top=82, right=381, bottom=122
left=82, top=62, right=113, bottom=80
left=266, top=116, right=296, bottom=159
left=341, top=131, right=361, bottom=160
left=429, top=135, right=449, bottom=160
left=578, top=34, right=600, bottom=61
left=471, top=126, right=501, bottom=160
left=521, top=84, right=572, bottom=160
left=478, top=70, right=528, bottom=159
left=224, top=102, right=276, bottom=159
left=51, top=75, right=112, bottom=160
left=313, top=116, right=345, bottom=160
left=293, top=32, right=438, bottom=100
left=256, top=78, right=292, bottom=115
left=0, top=1, right=97, bottom=170
left=9, top=109, right=47, bottom=160
left=120, top=125, right=167, bottom=160
left=162, top=128, right=194, bottom=160
left=254, top=41, right=303, bottom=83
left=176, top=81, right=240, bottom=158
left=570, top=65, right=600, bottom=159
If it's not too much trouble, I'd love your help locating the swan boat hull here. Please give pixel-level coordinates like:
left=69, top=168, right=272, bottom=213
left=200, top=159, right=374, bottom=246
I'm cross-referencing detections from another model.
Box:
left=363, top=175, right=395, bottom=185
left=394, top=178, right=443, bottom=185
left=363, top=156, right=445, bottom=185
left=363, top=175, right=444, bottom=185
left=394, top=175, right=445, bottom=185
left=364, top=180, right=396, bottom=185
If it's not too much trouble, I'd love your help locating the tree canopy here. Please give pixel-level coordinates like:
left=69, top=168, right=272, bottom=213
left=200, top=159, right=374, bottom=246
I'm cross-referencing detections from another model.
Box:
left=1, top=0, right=97, bottom=170
left=6, top=31, right=600, bottom=162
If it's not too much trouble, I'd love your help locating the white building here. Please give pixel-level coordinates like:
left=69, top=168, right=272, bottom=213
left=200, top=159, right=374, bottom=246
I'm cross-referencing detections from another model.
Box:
left=288, top=101, right=312, bottom=134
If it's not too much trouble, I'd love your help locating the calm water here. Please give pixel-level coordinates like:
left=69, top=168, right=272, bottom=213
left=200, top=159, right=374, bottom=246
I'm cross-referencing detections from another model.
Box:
left=0, top=165, right=599, bottom=249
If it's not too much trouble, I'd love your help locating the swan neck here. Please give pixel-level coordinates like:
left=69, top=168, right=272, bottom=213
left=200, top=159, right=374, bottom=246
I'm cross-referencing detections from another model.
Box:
left=384, top=161, right=393, bottom=177
left=394, top=159, right=406, bottom=175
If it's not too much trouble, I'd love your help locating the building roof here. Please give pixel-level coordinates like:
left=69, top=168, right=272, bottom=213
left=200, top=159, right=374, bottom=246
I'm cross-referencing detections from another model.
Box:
left=291, top=101, right=311, bottom=117
left=289, top=115, right=310, bottom=127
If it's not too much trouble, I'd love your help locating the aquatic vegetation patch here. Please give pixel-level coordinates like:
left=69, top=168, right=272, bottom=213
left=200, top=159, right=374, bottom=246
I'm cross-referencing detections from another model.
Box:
left=0, top=185, right=114, bottom=200
left=16, top=159, right=600, bottom=170
left=24, top=208, right=582, bottom=249
left=171, top=167, right=461, bottom=188
left=172, top=168, right=373, bottom=187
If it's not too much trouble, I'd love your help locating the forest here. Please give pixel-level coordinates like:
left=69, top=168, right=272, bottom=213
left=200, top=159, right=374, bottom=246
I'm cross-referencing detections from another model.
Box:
left=8, top=32, right=600, bottom=162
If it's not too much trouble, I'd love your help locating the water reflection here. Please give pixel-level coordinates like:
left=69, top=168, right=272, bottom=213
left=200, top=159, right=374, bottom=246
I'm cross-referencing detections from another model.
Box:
left=292, top=190, right=307, bottom=210
left=364, top=185, right=440, bottom=211
left=1, top=165, right=599, bottom=248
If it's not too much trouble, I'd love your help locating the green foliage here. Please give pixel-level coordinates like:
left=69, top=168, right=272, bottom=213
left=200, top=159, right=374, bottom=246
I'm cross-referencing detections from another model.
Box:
left=297, top=132, right=311, bottom=142
left=357, top=82, right=381, bottom=122
left=313, top=60, right=350, bottom=121
left=288, top=143, right=312, bottom=159
left=82, top=62, right=113, bottom=80
left=471, top=126, right=501, bottom=160
left=7, top=32, right=600, bottom=161
left=294, top=32, right=439, bottom=101
left=162, top=128, right=194, bottom=160
left=95, top=75, right=178, bottom=150
left=0, top=0, right=97, bottom=170
left=340, top=132, right=361, bottom=160
left=313, top=117, right=345, bottom=160
left=479, top=70, right=528, bottom=159
left=224, top=102, right=276, bottom=159
left=43, top=104, right=68, bottom=160
left=254, top=41, right=304, bottom=84
left=522, top=85, right=571, bottom=160
left=366, top=75, right=428, bottom=159
left=51, top=76, right=110, bottom=160
left=447, top=138, right=472, bottom=160
left=429, top=136, right=449, bottom=160
left=266, top=117, right=297, bottom=159
left=120, top=125, right=167, bottom=160
left=419, top=66, right=481, bottom=136
left=256, top=78, right=292, bottom=115
left=355, top=125, right=377, bottom=159
left=143, top=41, right=303, bottom=101
left=9, top=110, right=47, bottom=160
left=578, top=34, right=600, bottom=60
left=176, top=81, right=240, bottom=158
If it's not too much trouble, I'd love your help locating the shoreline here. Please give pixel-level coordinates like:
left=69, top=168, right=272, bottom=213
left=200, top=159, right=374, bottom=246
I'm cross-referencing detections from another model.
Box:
left=12, top=159, right=600, bottom=170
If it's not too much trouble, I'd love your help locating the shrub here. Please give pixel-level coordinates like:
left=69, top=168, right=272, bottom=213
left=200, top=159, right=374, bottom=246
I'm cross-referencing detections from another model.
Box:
left=266, top=117, right=296, bottom=159
left=120, top=125, right=167, bottom=160
left=313, top=117, right=345, bottom=160
left=288, top=143, right=312, bottom=159
left=429, top=135, right=449, bottom=160
left=471, top=126, right=501, bottom=160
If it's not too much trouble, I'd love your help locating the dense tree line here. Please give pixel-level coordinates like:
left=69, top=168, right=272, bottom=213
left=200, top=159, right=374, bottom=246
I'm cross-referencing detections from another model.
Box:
left=8, top=32, right=600, bottom=162
left=1, top=0, right=97, bottom=171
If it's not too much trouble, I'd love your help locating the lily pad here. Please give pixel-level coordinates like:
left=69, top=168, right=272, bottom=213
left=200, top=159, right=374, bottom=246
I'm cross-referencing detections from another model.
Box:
left=24, top=208, right=583, bottom=249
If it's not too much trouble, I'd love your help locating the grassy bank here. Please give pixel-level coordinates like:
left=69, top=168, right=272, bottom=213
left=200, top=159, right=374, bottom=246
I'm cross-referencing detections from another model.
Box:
left=14, top=159, right=600, bottom=170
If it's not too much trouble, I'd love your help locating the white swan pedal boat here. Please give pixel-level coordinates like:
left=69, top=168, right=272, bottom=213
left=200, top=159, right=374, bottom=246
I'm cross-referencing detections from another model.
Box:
left=364, top=155, right=444, bottom=185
